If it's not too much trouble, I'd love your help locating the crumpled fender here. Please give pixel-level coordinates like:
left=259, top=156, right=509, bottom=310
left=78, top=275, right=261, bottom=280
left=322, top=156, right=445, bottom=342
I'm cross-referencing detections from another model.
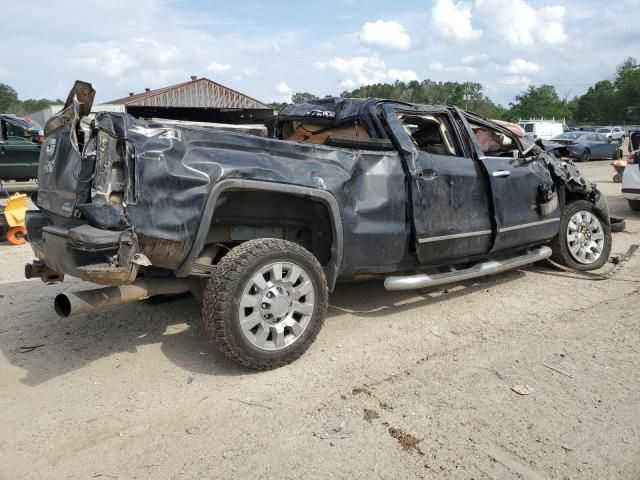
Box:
left=541, top=151, right=610, bottom=224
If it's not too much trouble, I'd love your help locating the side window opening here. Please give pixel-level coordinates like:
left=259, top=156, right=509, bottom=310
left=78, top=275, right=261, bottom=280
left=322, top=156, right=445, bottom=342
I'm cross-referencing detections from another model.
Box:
left=470, top=122, right=520, bottom=158
left=398, top=114, right=459, bottom=156
left=5, top=120, right=33, bottom=142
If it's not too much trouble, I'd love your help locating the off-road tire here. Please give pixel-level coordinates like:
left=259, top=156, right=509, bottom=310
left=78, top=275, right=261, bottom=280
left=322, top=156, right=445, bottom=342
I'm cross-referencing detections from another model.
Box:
left=202, top=239, right=328, bottom=370
left=550, top=200, right=611, bottom=271
left=629, top=200, right=640, bottom=211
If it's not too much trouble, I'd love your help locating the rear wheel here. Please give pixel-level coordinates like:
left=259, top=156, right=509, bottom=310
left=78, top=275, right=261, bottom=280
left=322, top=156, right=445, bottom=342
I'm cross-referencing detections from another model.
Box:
left=629, top=200, right=640, bottom=211
left=202, top=239, right=328, bottom=370
left=550, top=200, right=611, bottom=271
left=6, top=226, right=27, bottom=245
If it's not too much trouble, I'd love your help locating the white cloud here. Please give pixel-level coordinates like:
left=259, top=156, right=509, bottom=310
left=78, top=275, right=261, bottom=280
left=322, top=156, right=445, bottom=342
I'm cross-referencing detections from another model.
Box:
left=207, top=61, right=232, bottom=73
left=66, top=37, right=180, bottom=79
left=430, top=62, right=477, bottom=74
left=431, top=0, right=481, bottom=41
left=461, top=54, right=488, bottom=65
left=537, top=6, right=568, bottom=44
left=475, top=0, right=566, bottom=47
left=275, top=82, right=291, bottom=94
left=502, top=58, right=540, bottom=74
left=388, top=69, right=419, bottom=82
left=315, top=56, right=388, bottom=87
left=314, top=56, right=417, bottom=89
left=360, top=20, right=411, bottom=50
left=501, top=75, right=533, bottom=88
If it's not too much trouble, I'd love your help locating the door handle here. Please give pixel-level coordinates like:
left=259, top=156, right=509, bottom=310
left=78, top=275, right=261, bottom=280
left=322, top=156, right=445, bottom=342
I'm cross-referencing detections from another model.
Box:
left=418, top=169, right=438, bottom=180
left=492, top=170, right=511, bottom=178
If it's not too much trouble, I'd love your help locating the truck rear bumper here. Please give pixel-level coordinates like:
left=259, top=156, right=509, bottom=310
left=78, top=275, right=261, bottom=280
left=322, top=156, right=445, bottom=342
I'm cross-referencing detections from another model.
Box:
left=26, top=211, right=139, bottom=285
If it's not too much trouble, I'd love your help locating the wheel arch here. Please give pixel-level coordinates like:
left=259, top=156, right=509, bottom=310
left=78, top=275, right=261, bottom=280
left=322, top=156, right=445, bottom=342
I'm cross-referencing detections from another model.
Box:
left=176, top=179, right=344, bottom=290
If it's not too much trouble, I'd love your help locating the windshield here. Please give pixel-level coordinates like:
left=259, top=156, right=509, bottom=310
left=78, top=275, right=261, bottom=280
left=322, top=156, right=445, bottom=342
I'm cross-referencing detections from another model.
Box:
left=522, top=123, right=534, bottom=133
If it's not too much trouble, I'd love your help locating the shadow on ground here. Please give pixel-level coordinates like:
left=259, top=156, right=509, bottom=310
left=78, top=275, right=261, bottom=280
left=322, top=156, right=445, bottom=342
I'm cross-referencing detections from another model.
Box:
left=0, top=268, right=525, bottom=386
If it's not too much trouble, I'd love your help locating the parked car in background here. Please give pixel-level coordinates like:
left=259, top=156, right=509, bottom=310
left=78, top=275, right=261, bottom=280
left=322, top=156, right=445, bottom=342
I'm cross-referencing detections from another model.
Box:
left=622, top=151, right=640, bottom=211
left=549, top=131, right=622, bottom=162
left=578, top=126, right=596, bottom=132
left=0, top=115, right=42, bottom=181
left=596, top=126, right=625, bottom=142
left=622, top=131, right=640, bottom=211
left=519, top=119, right=569, bottom=140
left=628, top=131, right=640, bottom=153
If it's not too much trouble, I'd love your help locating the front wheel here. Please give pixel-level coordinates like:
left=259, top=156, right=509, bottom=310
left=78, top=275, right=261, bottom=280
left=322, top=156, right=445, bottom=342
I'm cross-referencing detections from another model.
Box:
left=580, top=149, right=591, bottom=162
left=202, top=239, right=328, bottom=370
left=550, top=200, right=611, bottom=271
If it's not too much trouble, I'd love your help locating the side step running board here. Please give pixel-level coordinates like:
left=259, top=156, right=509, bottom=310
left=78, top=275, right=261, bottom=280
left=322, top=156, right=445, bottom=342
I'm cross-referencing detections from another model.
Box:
left=384, top=246, right=552, bottom=291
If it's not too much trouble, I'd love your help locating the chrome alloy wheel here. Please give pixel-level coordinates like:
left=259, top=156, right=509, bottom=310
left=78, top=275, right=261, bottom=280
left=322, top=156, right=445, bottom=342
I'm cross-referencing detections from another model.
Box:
left=566, top=211, right=605, bottom=265
left=239, top=262, right=315, bottom=351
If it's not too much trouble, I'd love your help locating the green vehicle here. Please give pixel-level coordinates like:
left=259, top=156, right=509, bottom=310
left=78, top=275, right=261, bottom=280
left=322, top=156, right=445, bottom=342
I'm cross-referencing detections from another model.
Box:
left=0, top=115, right=42, bottom=181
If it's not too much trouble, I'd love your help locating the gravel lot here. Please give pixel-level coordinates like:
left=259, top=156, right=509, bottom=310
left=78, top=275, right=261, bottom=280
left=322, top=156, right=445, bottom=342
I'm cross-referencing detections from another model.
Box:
left=0, top=160, right=638, bottom=479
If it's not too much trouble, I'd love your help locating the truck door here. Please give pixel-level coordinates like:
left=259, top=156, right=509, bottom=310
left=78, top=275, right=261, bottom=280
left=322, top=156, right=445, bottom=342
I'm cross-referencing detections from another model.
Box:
left=0, top=119, right=41, bottom=180
left=457, top=110, right=561, bottom=251
left=383, top=105, right=493, bottom=264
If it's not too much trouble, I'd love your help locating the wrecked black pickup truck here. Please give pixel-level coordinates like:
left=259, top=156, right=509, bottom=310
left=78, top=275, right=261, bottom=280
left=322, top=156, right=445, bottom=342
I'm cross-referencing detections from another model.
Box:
left=25, top=81, right=612, bottom=369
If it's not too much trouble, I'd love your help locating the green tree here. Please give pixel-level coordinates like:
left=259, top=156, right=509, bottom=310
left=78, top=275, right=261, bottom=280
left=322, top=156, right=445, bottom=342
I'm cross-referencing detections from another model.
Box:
left=291, top=92, right=318, bottom=104
left=0, top=84, right=19, bottom=112
left=508, top=85, right=569, bottom=121
left=614, top=57, right=640, bottom=122
left=22, top=98, right=64, bottom=114
left=340, top=79, right=504, bottom=118
left=574, top=80, right=616, bottom=124
left=268, top=101, right=289, bottom=112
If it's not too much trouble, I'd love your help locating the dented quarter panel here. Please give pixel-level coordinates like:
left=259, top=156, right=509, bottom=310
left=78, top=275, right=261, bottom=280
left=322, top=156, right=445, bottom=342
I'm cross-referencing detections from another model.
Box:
left=84, top=111, right=408, bottom=275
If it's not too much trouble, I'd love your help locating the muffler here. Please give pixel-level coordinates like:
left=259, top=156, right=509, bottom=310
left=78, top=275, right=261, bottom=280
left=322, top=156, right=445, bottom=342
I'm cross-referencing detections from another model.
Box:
left=54, top=278, right=196, bottom=318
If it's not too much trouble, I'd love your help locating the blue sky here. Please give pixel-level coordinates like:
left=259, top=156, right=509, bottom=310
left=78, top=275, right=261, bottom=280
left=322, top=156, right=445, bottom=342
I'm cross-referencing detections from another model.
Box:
left=1, top=0, right=638, bottom=106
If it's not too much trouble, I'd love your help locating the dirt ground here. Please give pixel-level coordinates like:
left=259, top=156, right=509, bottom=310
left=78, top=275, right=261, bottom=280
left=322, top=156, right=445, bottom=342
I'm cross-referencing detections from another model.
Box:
left=0, top=160, right=638, bottom=480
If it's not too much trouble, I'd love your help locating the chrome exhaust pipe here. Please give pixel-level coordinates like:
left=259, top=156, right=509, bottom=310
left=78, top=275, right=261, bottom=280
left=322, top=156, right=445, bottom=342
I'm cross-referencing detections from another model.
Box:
left=54, top=278, right=196, bottom=318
